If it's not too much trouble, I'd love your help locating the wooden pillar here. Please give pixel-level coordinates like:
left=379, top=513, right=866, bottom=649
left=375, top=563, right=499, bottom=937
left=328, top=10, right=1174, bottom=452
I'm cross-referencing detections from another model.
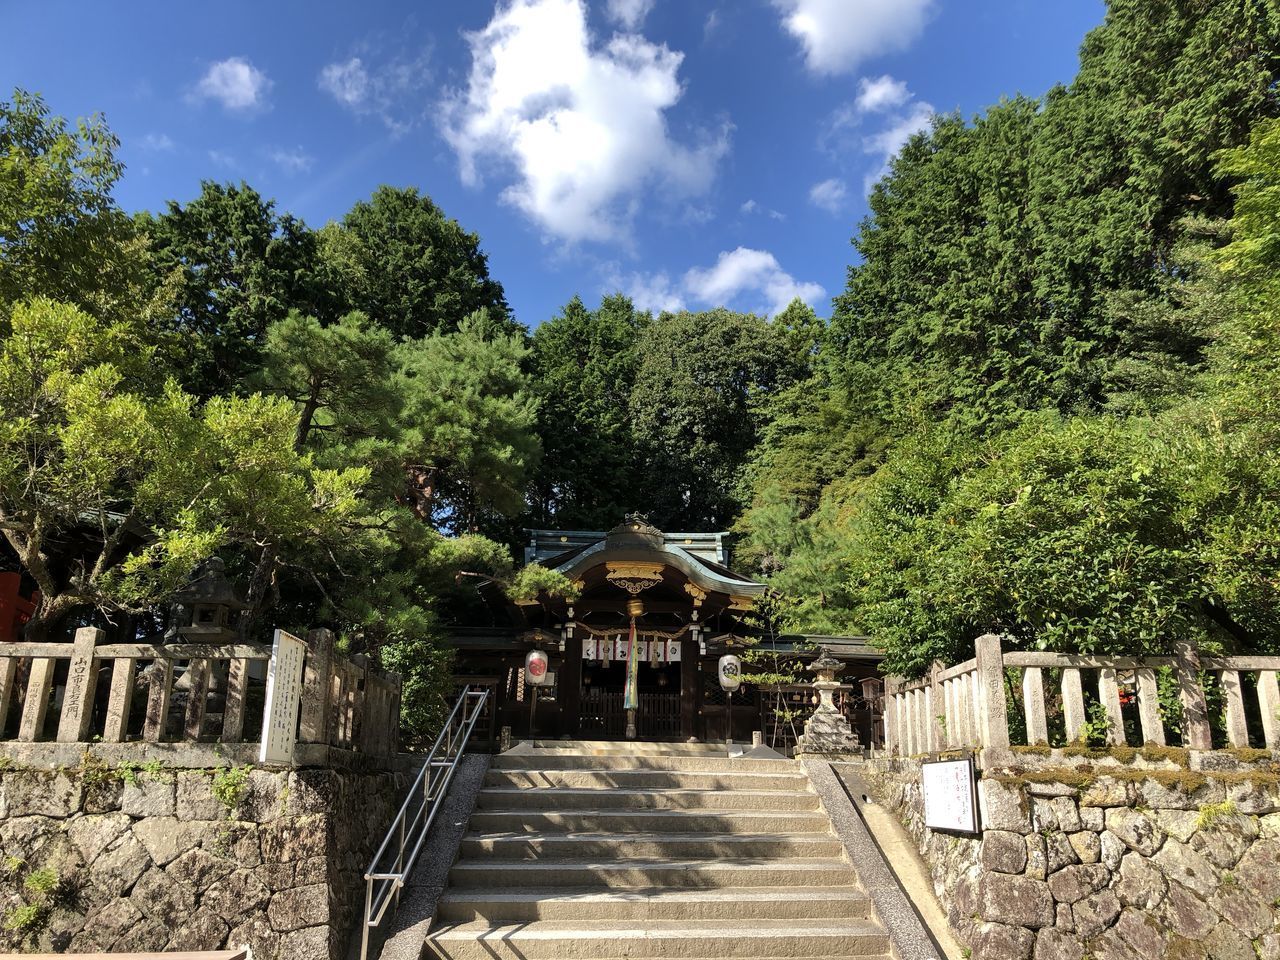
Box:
left=561, top=635, right=583, bottom=738
left=680, top=639, right=698, bottom=741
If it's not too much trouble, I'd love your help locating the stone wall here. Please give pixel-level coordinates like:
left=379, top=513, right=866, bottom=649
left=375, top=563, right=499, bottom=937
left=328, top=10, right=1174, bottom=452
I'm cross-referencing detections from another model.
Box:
left=0, top=750, right=406, bottom=959
left=863, top=750, right=1280, bottom=960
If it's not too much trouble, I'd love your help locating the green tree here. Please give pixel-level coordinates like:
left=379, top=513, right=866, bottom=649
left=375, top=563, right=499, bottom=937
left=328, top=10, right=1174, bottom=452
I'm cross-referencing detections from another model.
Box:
left=254, top=309, right=398, bottom=455
left=395, top=310, right=540, bottom=534
left=0, top=89, right=168, bottom=329
left=0, top=298, right=364, bottom=639
left=335, top=185, right=514, bottom=338
left=630, top=308, right=799, bottom=529
left=527, top=293, right=645, bottom=528
left=141, top=181, right=318, bottom=394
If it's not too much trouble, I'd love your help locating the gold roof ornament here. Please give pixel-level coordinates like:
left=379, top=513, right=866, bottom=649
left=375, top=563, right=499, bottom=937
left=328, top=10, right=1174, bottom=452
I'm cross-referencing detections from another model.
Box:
left=605, top=561, right=665, bottom=595
left=683, top=582, right=708, bottom=606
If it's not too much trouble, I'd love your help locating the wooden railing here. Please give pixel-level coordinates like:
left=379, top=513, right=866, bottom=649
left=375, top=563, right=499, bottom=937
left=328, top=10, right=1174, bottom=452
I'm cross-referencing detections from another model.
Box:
left=884, top=633, right=1280, bottom=756
left=0, top=625, right=401, bottom=761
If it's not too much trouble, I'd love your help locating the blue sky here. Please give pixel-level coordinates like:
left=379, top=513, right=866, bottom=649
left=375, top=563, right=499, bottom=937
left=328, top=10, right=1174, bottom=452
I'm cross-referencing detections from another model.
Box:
left=2, top=0, right=1105, bottom=329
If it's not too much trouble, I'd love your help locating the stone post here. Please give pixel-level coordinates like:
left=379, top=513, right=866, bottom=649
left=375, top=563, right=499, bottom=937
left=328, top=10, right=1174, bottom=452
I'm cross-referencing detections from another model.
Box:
left=974, top=633, right=1010, bottom=750
left=300, top=627, right=335, bottom=745
left=57, top=626, right=104, bottom=742
left=1174, top=640, right=1212, bottom=751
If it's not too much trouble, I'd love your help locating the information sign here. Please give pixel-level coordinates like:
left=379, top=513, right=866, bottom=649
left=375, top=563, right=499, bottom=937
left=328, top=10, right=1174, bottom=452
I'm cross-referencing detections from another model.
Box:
left=259, top=629, right=306, bottom=765
left=921, top=757, right=980, bottom=834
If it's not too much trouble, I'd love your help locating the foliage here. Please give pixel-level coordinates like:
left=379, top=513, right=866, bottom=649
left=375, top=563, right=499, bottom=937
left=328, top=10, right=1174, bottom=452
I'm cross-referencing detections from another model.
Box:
left=141, top=180, right=318, bottom=394
left=211, top=764, right=252, bottom=813
left=395, top=309, right=539, bottom=534
left=0, top=89, right=169, bottom=331
left=742, top=1, right=1280, bottom=674
left=333, top=185, right=514, bottom=339
left=630, top=307, right=801, bottom=529
left=527, top=294, right=645, bottom=528
left=507, top=564, right=581, bottom=604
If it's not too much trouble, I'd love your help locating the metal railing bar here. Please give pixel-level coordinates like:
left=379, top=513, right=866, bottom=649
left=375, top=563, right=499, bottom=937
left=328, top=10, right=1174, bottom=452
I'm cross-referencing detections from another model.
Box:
left=360, top=686, right=489, bottom=960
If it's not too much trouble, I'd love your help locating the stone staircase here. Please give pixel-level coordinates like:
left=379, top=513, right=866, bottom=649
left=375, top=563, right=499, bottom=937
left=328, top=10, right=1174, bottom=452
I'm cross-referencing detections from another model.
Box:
left=422, top=740, right=893, bottom=960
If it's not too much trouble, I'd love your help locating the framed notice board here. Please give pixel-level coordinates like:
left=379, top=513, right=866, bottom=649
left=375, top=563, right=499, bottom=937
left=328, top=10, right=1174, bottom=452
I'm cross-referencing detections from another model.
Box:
left=921, top=757, right=980, bottom=835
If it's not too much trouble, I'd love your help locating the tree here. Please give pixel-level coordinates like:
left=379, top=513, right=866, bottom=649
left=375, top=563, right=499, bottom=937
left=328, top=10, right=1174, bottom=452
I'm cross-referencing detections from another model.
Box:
left=335, top=186, right=514, bottom=338
left=0, top=89, right=168, bottom=330
left=630, top=308, right=800, bottom=530
left=0, top=297, right=365, bottom=639
left=527, top=293, right=645, bottom=528
left=254, top=309, right=398, bottom=455
left=141, top=181, right=318, bottom=394
left=395, top=310, right=540, bottom=534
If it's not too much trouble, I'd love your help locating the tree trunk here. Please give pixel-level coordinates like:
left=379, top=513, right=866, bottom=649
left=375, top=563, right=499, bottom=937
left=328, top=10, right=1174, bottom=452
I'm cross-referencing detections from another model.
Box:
left=240, top=544, right=278, bottom=640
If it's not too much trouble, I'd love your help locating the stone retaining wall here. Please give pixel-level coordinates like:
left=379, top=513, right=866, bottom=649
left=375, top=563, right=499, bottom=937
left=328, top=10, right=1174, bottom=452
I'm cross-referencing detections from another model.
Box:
left=0, top=752, right=406, bottom=959
left=863, top=751, right=1280, bottom=960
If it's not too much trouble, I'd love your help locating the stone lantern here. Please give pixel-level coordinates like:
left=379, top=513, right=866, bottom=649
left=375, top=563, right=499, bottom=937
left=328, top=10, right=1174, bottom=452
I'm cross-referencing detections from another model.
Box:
left=798, top=649, right=862, bottom=754
left=172, top=558, right=246, bottom=643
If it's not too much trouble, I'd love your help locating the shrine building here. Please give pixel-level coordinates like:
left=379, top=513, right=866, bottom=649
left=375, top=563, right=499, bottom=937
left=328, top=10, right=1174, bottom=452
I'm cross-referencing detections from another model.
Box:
left=448, top=515, right=885, bottom=751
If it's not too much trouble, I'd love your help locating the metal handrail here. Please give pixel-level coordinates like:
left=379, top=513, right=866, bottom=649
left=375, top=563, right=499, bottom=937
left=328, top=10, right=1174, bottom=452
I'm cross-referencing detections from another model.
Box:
left=359, top=686, right=490, bottom=960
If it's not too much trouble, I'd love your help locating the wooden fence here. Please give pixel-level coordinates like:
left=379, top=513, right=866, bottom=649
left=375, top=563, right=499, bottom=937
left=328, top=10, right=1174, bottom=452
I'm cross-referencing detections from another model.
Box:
left=884, top=633, right=1280, bottom=757
left=0, top=625, right=400, bottom=761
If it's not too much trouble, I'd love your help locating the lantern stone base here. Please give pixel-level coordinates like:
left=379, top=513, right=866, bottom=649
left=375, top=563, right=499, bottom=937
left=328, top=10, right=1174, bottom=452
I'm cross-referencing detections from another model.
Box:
left=799, top=703, right=863, bottom=754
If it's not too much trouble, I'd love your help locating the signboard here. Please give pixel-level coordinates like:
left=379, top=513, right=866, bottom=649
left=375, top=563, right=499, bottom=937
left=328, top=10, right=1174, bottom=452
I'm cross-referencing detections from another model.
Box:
left=259, top=629, right=306, bottom=765
left=582, top=637, right=681, bottom=662
left=921, top=757, right=980, bottom=834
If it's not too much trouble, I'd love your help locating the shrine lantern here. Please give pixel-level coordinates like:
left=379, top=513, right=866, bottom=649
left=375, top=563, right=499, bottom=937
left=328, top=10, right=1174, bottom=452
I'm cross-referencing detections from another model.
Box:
left=718, top=654, right=742, bottom=691
left=525, top=649, right=550, bottom=686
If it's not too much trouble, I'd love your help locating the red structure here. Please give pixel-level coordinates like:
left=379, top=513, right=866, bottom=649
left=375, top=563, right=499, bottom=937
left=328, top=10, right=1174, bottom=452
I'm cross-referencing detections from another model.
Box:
left=0, top=572, right=39, bottom=642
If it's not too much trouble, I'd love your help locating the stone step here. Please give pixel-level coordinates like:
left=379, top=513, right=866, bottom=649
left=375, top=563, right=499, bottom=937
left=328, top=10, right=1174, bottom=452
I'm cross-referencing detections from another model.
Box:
left=435, top=885, right=874, bottom=923
left=423, top=918, right=890, bottom=959
left=520, top=740, right=732, bottom=756
left=460, top=831, right=842, bottom=860
left=486, top=767, right=811, bottom=791
left=467, top=808, right=833, bottom=835
left=474, top=787, right=820, bottom=812
left=491, top=753, right=796, bottom=774
left=448, top=858, right=859, bottom=890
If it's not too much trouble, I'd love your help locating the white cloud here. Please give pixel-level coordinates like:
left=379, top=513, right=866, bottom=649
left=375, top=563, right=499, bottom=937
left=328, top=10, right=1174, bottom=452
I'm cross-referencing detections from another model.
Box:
left=862, top=100, right=933, bottom=185
left=269, top=146, right=314, bottom=175
left=808, top=177, right=847, bottom=212
left=684, top=247, right=823, bottom=316
left=139, top=133, right=174, bottom=151
left=207, top=149, right=237, bottom=168
left=442, top=0, right=728, bottom=244
left=611, top=248, right=821, bottom=317
left=822, top=75, right=934, bottom=191
left=773, top=0, right=932, bottom=75
left=611, top=269, right=686, bottom=313
left=193, top=57, right=271, bottom=111
left=740, top=198, right=785, bottom=220
left=605, top=0, right=654, bottom=30
left=855, top=74, right=910, bottom=113
left=318, top=47, right=431, bottom=133
left=319, top=58, right=370, bottom=107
